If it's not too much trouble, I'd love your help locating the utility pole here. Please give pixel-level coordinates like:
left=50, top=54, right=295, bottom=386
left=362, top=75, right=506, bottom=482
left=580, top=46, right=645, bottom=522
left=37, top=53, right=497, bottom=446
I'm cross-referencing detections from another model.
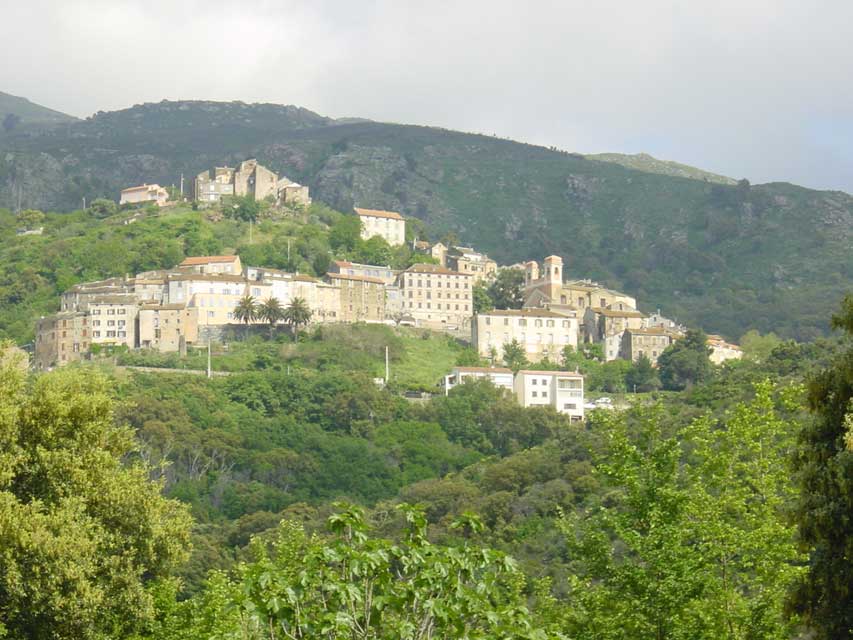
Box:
left=287, top=238, right=291, bottom=264
left=82, top=196, right=86, bottom=211
left=207, top=341, right=212, bottom=379
left=385, top=345, right=390, bottom=383
left=249, top=219, right=253, bottom=244
left=180, top=173, right=184, bottom=197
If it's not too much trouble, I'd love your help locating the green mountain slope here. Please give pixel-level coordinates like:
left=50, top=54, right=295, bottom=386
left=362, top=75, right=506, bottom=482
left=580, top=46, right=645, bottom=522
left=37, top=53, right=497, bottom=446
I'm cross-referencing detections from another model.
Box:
left=0, top=91, right=77, bottom=127
left=585, top=152, right=737, bottom=185
left=0, top=100, right=850, bottom=340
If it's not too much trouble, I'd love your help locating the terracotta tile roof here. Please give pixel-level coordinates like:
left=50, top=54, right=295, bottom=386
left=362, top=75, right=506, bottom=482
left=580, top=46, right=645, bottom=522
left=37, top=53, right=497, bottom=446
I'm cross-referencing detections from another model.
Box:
left=292, top=274, right=320, bottom=283
left=479, top=308, right=570, bottom=319
left=590, top=307, right=645, bottom=318
left=327, top=273, right=386, bottom=285
left=168, top=273, right=246, bottom=283
left=404, top=263, right=468, bottom=276
left=140, top=303, right=189, bottom=311
left=179, top=255, right=240, bottom=266
left=517, top=370, right=584, bottom=377
left=354, top=207, right=404, bottom=221
left=626, top=327, right=674, bottom=337
left=453, top=366, right=512, bottom=374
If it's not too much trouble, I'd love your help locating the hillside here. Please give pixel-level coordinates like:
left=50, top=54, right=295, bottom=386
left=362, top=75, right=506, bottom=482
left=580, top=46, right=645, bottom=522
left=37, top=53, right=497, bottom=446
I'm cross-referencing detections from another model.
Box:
left=0, top=91, right=77, bottom=128
left=585, top=152, right=737, bottom=185
left=1, top=99, right=851, bottom=340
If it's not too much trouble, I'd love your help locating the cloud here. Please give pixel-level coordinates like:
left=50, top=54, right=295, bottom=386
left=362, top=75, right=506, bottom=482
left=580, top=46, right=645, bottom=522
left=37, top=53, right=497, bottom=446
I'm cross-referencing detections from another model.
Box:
left=2, top=0, right=852, bottom=191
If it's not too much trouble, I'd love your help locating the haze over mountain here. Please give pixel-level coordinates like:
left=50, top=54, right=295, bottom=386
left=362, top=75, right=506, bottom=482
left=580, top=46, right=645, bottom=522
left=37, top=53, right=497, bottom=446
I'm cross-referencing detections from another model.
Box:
left=0, top=97, right=850, bottom=340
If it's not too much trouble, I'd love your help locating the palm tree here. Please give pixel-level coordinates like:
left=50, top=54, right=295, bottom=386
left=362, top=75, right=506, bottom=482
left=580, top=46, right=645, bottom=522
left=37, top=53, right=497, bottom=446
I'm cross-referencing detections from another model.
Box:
left=233, top=295, right=257, bottom=339
left=283, top=297, right=312, bottom=342
left=258, top=297, right=284, bottom=338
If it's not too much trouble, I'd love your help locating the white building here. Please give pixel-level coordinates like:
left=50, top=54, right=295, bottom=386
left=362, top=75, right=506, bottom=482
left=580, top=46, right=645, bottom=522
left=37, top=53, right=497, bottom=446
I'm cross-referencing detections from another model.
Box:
left=707, top=335, right=744, bottom=365
left=443, top=366, right=514, bottom=395
left=120, top=184, right=169, bottom=207
left=355, top=207, right=406, bottom=246
left=473, top=309, right=578, bottom=364
left=514, top=370, right=585, bottom=421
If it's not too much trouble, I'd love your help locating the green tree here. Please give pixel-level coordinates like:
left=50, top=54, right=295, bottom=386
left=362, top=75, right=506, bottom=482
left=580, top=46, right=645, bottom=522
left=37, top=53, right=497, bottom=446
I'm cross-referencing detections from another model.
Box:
left=15, top=208, right=44, bottom=229
left=258, top=297, right=284, bottom=338
left=329, top=215, right=362, bottom=251
left=562, top=390, right=803, bottom=639
left=625, top=354, right=661, bottom=392
left=164, top=504, right=556, bottom=639
left=225, top=195, right=261, bottom=222
left=790, top=296, right=853, bottom=638
left=472, top=284, right=493, bottom=313
left=657, top=329, right=712, bottom=390
left=487, top=268, right=525, bottom=309
left=283, top=296, right=312, bottom=342
left=88, top=197, right=118, bottom=218
left=502, top=339, right=529, bottom=373
left=233, top=294, right=257, bottom=339
left=739, top=329, right=781, bottom=362
left=354, top=235, right=393, bottom=265
left=0, top=347, right=192, bottom=639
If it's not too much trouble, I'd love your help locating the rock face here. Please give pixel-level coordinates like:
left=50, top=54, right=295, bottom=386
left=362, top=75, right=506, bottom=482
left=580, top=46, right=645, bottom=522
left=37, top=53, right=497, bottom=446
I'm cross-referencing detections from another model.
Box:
left=1, top=99, right=852, bottom=340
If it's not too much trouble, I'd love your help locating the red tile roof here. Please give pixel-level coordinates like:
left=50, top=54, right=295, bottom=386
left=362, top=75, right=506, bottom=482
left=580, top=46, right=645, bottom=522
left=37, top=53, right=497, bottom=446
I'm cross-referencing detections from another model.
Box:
left=354, top=207, right=404, bottom=221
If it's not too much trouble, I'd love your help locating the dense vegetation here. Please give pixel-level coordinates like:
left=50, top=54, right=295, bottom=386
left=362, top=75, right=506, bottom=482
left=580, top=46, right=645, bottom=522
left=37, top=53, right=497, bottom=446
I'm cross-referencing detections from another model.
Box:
left=0, top=201, right=435, bottom=345
left=2, top=99, right=852, bottom=338
left=3, top=296, right=853, bottom=637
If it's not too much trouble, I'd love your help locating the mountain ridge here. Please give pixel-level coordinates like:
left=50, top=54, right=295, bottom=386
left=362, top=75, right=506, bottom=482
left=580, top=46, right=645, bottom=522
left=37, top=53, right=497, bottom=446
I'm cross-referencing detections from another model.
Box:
left=0, top=97, right=850, bottom=340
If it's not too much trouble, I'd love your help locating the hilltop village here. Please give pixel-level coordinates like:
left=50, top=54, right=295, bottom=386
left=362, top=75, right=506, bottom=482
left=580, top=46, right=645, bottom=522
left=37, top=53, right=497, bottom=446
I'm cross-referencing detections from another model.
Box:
left=35, top=159, right=743, bottom=418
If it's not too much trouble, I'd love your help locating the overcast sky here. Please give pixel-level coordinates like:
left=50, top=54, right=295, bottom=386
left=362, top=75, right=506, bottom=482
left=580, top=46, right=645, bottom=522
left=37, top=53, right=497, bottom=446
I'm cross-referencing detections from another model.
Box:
left=3, top=0, right=852, bottom=192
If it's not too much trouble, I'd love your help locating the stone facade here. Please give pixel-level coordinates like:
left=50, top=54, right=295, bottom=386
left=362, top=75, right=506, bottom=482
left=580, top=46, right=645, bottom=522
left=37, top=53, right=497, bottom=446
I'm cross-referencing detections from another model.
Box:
left=620, top=327, right=674, bottom=366
left=194, top=160, right=309, bottom=205
left=138, top=304, right=198, bottom=352
left=398, top=263, right=473, bottom=330
left=446, top=247, right=497, bottom=284
left=583, top=307, right=647, bottom=360
left=34, top=312, right=90, bottom=369
left=473, top=308, right=578, bottom=364
left=326, top=273, right=386, bottom=323
left=329, top=260, right=397, bottom=285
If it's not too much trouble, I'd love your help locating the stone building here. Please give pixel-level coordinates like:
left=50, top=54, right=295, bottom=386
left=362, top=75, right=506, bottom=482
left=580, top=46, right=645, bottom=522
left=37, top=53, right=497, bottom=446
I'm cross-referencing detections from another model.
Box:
left=397, top=263, right=473, bottom=330
left=120, top=184, right=169, bottom=207
left=326, top=273, right=386, bottom=323
left=194, top=160, right=309, bottom=205
left=178, top=255, right=243, bottom=275
left=86, top=295, right=139, bottom=349
left=446, top=247, right=497, bottom=284
left=34, top=312, right=90, bottom=369
left=522, top=255, right=637, bottom=311
left=138, top=304, right=199, bottom=352
left=583, top=306, right=647, bottom=360
left=620, top=327, right=675, bottom=366
left=473, top=308, right=578, bottom=364
left=355, top=207, right=406, bottom=246
left=329, top=260, right=397, bottom=285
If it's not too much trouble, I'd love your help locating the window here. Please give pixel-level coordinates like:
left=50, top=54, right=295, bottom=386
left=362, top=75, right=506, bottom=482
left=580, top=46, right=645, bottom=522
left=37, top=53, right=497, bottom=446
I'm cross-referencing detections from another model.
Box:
left=535, top=319, right=542, bottom=328
left=118, top=308, right=126, bottom=315
left=532, top=378, right=537, bottom=385
left=107, top=309, right=115, bottom=315
left=107, top=320, right=115, bottom=326
left=93, top=331, right=101, bottom=338
left=600, top=298, right=606, bottom=307
left=532, top=391, right=538, bottom=398
left=117, top=331, right=126, bottom=338
left=546, top=320, right=554, bottom=328
left=485, top=317, right=491, bottom=325
left=503, top=318, right=509, bottom=326
left=106, top=331, right=116, bottom=338
left=564, top=403, right=577, bottom=410
left=542, top=391, right=548, bottom=398
left=519, top=319, right=527, bottom=327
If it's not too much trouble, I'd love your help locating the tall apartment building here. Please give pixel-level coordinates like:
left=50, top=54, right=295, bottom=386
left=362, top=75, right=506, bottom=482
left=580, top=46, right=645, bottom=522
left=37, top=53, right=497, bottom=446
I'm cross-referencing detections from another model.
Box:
left=398, top=263, right=473, bottom=330
left=355, top=208, right=406, bottom=246
left=473, top=309, right=578, bottom=363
